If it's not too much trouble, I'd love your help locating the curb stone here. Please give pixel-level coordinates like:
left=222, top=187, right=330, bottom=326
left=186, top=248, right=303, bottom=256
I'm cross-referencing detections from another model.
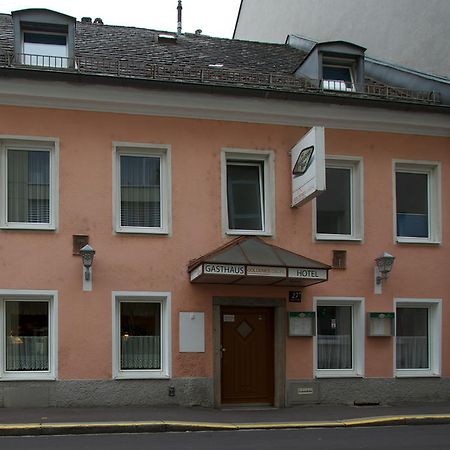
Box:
left=0, top=414, right=449, bottom=436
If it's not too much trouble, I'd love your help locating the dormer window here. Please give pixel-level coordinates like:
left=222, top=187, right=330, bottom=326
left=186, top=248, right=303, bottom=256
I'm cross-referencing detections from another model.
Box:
left=12, top=9, right=76, bottom=69
left=22, top=30, right=68, bottom=68
left=294, top=41, right=366, bottom=93
left=322, top=62, right=355, bottom=91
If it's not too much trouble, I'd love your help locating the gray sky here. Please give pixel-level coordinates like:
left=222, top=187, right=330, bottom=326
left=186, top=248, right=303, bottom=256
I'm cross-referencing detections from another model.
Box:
left=0, top=0, right=242, bottom=37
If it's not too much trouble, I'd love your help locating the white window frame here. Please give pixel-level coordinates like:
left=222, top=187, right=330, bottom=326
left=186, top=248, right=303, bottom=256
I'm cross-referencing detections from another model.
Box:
left=221, top=148, right=275, bottom=236
left=314, top=156, right=363, bottom=241
left=0, top=290, right=57, bottom=381
left=313, top=297, right=364, bottom=378
left=113, top=142, right=171, bottom=235
left=393, top=160, right=441, bottom=244
left=0, top=136, right=58, bottom=230
left=394, top=298, right=441, bottom=378
left=112, top=291, right=171, bottom=379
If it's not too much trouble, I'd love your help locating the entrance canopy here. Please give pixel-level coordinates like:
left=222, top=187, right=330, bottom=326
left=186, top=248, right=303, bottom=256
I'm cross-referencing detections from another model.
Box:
left=188, top=236, right=330, bottom=287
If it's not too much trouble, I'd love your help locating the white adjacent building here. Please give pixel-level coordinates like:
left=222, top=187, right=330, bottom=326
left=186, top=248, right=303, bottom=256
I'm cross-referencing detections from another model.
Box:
left=233, top=0, right=450, bottom=79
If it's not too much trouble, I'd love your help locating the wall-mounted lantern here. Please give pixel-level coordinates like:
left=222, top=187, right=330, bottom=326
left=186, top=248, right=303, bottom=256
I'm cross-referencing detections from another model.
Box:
left=375, top=253, right=395, bottom=284
left=80, top=244, right=95, bottom=291
left=374, top=252, right=395, bottom=294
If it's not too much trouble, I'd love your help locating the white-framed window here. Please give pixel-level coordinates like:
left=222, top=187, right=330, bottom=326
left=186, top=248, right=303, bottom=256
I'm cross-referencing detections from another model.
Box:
left=221, top=148, right=275, bottom=235
left=0, top=137, right=58, bottom=230
left=322, top=63, right=355, bottom=92
left=0, top=290, right=57, bottom=381
left=393, top=161, right=441, bottom=244
left=314, top=297, right=364, bottom=378
left=22, top=30, right=68, bottom=68
left=112, top=291, right=171, bottom=379
left=394, top=299, right=441, bottom=378
left=314, top=156, right=363, bottom=240
left=113, top=143, right=171, bottom=234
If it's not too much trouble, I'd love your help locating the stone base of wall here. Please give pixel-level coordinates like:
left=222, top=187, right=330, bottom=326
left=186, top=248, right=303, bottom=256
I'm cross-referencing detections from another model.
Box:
left=287, top=378, right=450, bottom=405
left=2, top=377, right=449, bottom=408
left=0, top=377, right=213, bottom=408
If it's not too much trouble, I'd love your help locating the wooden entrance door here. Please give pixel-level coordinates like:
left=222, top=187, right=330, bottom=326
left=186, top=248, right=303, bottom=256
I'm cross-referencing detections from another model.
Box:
left=221, top=306, right=274, bottom=404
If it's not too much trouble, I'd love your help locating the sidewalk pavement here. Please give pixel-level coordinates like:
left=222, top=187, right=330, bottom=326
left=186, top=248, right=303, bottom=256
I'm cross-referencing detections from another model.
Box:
left=0, top=402, right=449, bottom=436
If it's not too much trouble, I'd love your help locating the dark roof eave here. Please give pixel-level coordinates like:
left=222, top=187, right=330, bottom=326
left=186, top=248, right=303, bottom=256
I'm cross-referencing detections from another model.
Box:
left=188, top=236, right=331, bottom=272
left=0, top=66, right=448, bottom=114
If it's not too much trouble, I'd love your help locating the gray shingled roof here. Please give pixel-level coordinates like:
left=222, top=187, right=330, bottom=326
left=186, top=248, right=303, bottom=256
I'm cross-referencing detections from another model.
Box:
left=0, top=12, right=442, bottom=106
left=188, top=236, right=330, bottom=270
left=0, top=13, right=306, bottom=73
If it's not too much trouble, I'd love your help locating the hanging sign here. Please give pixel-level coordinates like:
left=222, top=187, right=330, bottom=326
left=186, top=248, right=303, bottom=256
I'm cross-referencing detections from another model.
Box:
left=291, top=126, right=326, bottom=207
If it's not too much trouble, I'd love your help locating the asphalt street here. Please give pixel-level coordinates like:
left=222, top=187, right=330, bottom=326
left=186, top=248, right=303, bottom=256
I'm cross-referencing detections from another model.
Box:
left=1, top=425, right=450, bottom=450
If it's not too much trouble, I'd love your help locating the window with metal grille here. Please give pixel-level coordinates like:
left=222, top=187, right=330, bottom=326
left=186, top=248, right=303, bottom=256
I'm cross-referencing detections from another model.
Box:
left=22, top=31, right=68, bottom=68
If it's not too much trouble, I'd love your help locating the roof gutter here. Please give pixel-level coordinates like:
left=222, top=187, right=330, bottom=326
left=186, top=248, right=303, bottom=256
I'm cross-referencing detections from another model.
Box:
left=0, top=66, right=448, bottom=115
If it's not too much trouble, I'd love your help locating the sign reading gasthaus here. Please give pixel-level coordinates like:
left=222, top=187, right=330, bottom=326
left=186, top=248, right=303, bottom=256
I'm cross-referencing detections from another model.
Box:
left=203, top=264, right=245, bottom=275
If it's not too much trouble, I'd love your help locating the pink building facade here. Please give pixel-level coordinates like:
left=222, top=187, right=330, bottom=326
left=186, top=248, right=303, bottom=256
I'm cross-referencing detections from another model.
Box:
left=0, top=9, right=449, bottom=407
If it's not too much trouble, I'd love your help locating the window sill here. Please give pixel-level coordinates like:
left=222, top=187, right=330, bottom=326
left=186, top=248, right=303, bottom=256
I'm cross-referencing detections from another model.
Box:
left=314, top=371, right=363, bottom=379
left=114, top=371, right=170, bottom=380
left=0, top=223, right=56, bottom=231
left=226, top=229, right=272, bottom=237
left=315, top=234, right=362, bottom=242
left=116, top=227, right=169, bottom=235
left=396, top=237, right=441, bottom=245
left=0, top=372, right=56, bottom=381
left=395, top=370, right=440, bottom=378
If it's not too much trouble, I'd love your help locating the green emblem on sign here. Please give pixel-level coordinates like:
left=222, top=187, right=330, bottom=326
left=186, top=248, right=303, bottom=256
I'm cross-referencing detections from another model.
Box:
left=292, top=145, right=314, bottom=177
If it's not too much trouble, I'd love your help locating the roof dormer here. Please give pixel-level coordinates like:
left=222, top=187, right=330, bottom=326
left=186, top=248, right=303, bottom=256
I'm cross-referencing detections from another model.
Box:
left=12, top=8, right=76, bottom=68
left=295, top=41, right=366, bottom=92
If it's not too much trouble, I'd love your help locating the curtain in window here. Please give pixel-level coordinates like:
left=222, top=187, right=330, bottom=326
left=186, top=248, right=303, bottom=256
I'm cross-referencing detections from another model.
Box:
left=8, top=150, right=50, bottom=223
left=120, top=155, right=161, bottom=228
left=121, top=336, right=161, bottom=369
left=317, top=305, right=352, bottom=369
left=396, top=308, right=429, bottom=369
left=120, top=302, right=161, bottom=370
left=5, top=301, right=49, bottom=371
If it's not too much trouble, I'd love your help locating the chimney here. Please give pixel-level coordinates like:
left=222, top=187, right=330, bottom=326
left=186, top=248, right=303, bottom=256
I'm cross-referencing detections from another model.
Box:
left=177, top=0, right=182, bottom=36
left=81, top=17, right=92, bottom=23
left=93, top=17, right=104, bottom=25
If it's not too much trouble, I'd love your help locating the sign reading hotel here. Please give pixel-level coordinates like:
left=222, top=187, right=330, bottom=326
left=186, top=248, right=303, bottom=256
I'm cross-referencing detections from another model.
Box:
left=291, top=126, right=326, bottom=207
left=287, top=268, right=327, bottom=280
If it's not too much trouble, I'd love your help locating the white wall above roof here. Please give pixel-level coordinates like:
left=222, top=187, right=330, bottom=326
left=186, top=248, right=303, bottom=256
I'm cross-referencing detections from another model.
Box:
left=234, top=0, right=450, bottom=80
